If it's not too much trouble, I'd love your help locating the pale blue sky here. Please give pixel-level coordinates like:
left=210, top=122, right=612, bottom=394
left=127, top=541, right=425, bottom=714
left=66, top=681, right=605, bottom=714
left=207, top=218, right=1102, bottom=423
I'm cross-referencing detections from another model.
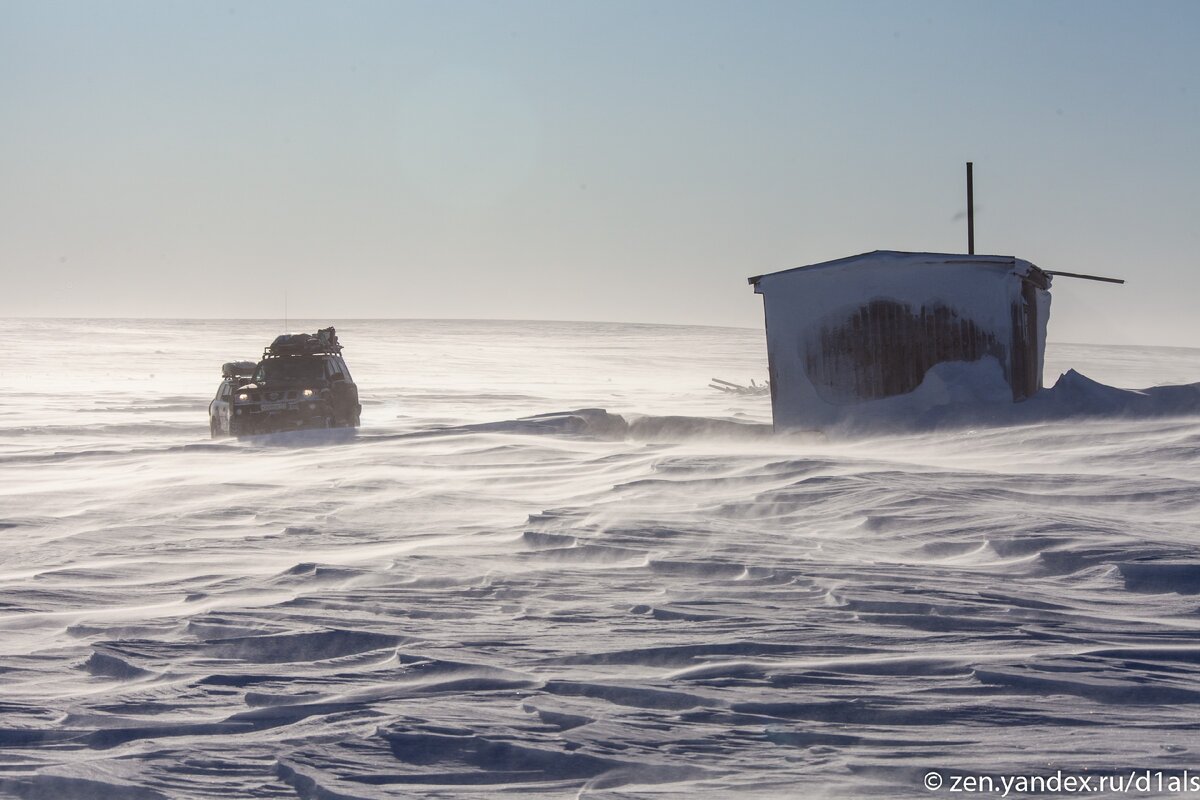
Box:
left=2, top=0, right=1197, bottom=345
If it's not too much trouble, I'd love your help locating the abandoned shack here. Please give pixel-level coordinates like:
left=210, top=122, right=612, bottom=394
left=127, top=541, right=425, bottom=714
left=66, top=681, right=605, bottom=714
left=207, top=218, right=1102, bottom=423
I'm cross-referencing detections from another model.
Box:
left=748, top=251, right=1053, bottom=429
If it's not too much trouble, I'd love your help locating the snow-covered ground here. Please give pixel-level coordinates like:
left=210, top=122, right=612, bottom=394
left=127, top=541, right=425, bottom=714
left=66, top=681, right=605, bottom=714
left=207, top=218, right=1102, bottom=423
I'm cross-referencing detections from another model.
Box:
left=1, top=318, right=1199, bottom=798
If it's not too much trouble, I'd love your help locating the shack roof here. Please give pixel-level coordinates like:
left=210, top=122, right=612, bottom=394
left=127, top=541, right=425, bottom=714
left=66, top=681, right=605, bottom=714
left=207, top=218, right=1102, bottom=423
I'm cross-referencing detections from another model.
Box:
left=747, top=250, right=1024, bottom=286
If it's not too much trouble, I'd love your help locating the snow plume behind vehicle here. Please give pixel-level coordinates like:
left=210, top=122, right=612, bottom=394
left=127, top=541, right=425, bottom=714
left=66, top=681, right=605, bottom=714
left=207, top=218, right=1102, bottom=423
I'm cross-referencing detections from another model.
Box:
left=1, top=318, right=1199, bottom=798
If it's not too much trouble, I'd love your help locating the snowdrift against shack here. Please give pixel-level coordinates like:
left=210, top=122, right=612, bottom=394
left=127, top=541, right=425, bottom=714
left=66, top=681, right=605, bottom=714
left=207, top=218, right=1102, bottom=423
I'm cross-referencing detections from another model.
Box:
left=749, top=251, right=1052, bottom=430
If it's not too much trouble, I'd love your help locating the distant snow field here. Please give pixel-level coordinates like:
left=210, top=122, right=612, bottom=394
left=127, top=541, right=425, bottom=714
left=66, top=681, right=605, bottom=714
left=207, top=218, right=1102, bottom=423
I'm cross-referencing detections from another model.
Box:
left=1, top=319, right=1199, bottom=798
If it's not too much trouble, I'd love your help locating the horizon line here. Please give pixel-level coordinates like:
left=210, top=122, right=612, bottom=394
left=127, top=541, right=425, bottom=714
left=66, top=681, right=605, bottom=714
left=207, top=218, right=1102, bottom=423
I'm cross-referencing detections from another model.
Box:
left=1, top=316, right=1195, bottom=352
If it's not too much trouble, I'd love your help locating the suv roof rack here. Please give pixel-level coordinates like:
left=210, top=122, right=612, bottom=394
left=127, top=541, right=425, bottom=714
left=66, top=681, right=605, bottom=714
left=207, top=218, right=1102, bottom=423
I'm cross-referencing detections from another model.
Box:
left=263, top=326, right=343, bottom=358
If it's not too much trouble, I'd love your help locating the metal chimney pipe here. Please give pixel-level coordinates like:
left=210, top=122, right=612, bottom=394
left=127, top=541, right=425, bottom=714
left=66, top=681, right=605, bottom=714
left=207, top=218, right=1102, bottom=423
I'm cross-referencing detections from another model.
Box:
left=966, top=162, right=975, bottom=254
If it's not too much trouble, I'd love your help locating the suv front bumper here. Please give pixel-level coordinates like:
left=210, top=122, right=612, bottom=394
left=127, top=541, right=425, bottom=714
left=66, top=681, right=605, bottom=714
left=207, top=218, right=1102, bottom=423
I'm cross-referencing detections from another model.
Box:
left=231, top=400, right=331, bottom=435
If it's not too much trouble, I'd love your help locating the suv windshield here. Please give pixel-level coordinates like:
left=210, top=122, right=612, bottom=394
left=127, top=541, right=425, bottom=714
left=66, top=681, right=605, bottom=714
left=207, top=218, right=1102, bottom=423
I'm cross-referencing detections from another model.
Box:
left=255, top=357, right=326, bottom=383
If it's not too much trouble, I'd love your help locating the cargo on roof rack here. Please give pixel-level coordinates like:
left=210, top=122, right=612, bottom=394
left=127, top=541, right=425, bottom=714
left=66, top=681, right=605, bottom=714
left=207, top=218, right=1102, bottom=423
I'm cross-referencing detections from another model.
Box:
left=221, top=361, right=258, bottom=379
left=264, top=326, right=342, bottom=358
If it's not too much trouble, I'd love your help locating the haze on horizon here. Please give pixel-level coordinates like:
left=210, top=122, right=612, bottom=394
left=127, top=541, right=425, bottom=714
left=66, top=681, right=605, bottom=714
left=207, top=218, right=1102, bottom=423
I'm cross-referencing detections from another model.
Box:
left=2, top=0, right=1198, bottom=347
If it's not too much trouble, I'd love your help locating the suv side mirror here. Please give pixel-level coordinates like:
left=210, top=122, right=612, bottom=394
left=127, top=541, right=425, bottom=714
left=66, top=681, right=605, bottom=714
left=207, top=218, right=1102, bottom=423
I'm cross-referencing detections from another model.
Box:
left=330, top=372, right=345, bottom=382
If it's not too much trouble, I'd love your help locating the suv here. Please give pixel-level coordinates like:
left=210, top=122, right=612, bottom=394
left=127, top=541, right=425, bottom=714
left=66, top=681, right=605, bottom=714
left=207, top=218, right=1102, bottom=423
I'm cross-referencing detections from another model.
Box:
left=209, top=327, right=361, bottom=437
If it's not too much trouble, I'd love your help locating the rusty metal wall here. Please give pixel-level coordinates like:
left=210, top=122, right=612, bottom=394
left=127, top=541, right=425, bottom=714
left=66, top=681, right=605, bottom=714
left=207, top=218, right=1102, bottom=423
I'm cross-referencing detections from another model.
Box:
left=1009, top=276, right=1047, bottom=401
left=803, top=299, right=1013, bottom=404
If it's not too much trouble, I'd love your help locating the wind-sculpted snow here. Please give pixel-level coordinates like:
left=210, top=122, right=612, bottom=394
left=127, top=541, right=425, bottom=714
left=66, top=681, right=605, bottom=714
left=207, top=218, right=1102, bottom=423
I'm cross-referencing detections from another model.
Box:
left=1, top=319, right=1199, bottom=798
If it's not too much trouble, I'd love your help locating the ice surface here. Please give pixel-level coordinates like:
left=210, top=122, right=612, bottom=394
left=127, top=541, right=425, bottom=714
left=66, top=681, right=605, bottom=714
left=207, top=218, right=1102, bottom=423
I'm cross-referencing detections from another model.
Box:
left=0, top=319, right=1199, bottom=798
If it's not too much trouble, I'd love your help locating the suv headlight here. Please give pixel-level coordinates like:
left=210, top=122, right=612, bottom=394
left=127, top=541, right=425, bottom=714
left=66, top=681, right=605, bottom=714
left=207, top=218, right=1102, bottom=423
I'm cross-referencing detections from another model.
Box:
left=302, top=389, right=314, bottom=397
left=237, top=392, right=249, bottom=401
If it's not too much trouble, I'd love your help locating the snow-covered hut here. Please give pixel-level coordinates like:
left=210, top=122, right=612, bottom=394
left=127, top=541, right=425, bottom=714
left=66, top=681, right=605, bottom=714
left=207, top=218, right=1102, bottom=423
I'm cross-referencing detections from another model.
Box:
left=748, top=251, right=1052, bottom=429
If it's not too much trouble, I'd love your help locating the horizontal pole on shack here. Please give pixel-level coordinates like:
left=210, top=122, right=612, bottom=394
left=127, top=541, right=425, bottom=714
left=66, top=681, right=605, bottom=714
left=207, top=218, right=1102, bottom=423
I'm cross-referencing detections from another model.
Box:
left=1045, top=270, right=1125, bottom=285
